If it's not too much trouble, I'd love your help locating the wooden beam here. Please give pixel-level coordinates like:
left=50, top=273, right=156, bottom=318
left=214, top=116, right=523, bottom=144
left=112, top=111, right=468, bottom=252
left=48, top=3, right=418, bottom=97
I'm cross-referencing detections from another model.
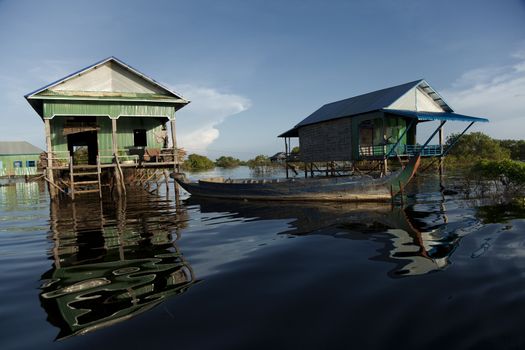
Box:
left=170, top=116, right=180, bottom=201
left=44, top=118, right=57, bottom=199
left=285, top=138, right=289, bottom=179
left=111, top=118, right=118, bottom=156
left=170, top=117, right=178, bottom=167
left=69, top=156, right=75, bottom=200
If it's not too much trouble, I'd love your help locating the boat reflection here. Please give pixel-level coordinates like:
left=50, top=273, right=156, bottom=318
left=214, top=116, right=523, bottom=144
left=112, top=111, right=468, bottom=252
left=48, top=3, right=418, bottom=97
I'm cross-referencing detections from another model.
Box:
left=40, top=191, right=195, bottom=340
left=188, top=197, right=468, bottom=277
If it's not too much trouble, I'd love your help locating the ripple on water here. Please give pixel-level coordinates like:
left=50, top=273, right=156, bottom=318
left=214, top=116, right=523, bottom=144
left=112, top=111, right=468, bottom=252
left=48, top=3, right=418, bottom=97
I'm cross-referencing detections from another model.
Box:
left=1, top=178, right=525, bottom=349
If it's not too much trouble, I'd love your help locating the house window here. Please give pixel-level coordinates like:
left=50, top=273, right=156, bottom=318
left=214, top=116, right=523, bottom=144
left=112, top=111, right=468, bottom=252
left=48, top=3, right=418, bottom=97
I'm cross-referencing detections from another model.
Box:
left=26, top=160, right=36, bottom=167
left=133, top=129, right=147, bottom=147
left=13, top=161, right=22, bottom=168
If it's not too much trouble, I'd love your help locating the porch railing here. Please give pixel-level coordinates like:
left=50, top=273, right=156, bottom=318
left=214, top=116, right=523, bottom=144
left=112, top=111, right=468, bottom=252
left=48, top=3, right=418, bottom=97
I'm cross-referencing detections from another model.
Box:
left=46, top=151, right=71, bottom=167
left=405, top=145, right=444, bottom=157
left=359, top=144, right=445, bottom=158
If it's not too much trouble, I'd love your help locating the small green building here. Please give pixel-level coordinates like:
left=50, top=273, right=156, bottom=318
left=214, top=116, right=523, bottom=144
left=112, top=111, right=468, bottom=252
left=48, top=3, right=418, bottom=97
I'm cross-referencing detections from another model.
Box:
left=0, top=141, right=43, bottom=176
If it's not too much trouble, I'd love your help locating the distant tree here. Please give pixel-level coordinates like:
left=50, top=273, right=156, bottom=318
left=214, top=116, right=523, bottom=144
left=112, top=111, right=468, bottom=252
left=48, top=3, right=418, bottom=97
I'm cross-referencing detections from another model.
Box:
left=246, top=154, right=279, bottom=176
left=498, top=139, right=525, bottom=161
left=182, top=153, right=215, bottom=171
left=247, top=155, right=271, bottom=168
left=291, top=146, right=300, bottom=154
left=446, top=132, right=510, bottom=164
left=215, top=156, right=241, bottom=168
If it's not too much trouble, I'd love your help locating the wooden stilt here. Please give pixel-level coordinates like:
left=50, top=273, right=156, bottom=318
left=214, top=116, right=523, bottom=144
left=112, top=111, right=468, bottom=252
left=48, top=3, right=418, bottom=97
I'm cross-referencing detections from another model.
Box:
left=304, top=163, right=307, bottom=178
left=97, top=155, right=102, bottom=199
left=115, top=155, right=126, bottom=197
left=44, top=118, right=57, bottom=200
left=169, top=117, right=181, bottom=201
left=163, top=169, right=170, bottom=194
left=285, top=138, right=289, bottom=179
left=69, top=156, right=75, bottom=200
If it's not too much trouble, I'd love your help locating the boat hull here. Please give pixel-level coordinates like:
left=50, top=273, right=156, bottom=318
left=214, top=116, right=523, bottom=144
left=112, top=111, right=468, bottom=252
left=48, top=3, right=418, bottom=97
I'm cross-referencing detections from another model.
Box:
left=175, top=175, right=393, bottom=202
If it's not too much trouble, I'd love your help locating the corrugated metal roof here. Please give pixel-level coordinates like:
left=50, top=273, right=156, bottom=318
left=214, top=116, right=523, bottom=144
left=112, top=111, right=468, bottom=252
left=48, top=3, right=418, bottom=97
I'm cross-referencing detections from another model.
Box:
left=296, top=80, right=424, bottom=127
left=383, top=109, right=489, bottom=123
left=0, top=141, right=44, bottom=155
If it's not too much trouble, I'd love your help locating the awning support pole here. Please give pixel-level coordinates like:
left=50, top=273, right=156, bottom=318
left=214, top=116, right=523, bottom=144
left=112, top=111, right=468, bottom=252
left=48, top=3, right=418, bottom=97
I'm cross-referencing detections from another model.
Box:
left=419, top=120, right=447, bottom=154
left=441, top=121, right=475, bottom=157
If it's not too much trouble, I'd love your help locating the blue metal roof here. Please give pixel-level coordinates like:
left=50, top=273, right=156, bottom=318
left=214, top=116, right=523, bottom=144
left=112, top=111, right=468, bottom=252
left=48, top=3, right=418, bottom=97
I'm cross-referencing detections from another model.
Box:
left=383, top=109, right=489, bottom=123
left=296, top=80, right=425, bottom=127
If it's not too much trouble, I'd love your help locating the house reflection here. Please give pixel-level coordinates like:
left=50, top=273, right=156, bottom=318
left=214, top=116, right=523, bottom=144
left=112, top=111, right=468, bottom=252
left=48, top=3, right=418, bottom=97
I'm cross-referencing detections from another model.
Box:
left=40, top=191, right=195, bottom=340
left=189, top=198, right=464, bottom=277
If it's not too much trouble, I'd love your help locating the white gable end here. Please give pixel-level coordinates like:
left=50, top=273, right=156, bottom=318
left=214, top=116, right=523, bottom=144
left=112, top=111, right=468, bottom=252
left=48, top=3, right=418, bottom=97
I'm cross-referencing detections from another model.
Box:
left=50, top=61, right=166, bottom=94
left=386, top=86, right=444, bottom=112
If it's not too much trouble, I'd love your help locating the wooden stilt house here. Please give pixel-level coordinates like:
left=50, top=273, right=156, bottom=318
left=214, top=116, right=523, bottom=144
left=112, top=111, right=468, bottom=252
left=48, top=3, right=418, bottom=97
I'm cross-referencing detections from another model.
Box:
left=25, top=57, right=189, bottom=199
left=279, top=79, right=488, bottom=177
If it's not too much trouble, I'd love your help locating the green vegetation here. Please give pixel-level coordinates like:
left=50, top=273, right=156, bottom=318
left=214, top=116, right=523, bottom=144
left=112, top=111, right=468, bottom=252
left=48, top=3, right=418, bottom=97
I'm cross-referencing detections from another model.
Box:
left=445, top=132, right=510, bottom=165
left=291, top=146, right=300, bottom=154
left=246, top=154, right=280, bottom=176
left=247, top=155, right=272, bottom=168
left=471, top=159, right=525, bottom=193
left=215, top=156, right=242, bottom=168
left=182, top=153, right=215, bottom=171
left=72, top=146, right=89, bottom=165
left=498, top=139, right=525, bottom=161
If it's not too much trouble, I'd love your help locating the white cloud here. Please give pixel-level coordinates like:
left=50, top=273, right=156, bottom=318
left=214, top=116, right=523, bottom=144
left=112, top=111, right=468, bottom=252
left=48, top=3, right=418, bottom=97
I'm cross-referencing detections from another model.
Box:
left=441, top=49, right=525, bottom=140
left=170, top=84, right=251, bottom=154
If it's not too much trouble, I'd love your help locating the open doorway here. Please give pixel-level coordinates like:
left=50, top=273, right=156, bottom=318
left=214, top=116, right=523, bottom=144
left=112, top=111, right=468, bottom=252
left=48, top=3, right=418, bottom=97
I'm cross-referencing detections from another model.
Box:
left=67, top=131, right=98, bottom=165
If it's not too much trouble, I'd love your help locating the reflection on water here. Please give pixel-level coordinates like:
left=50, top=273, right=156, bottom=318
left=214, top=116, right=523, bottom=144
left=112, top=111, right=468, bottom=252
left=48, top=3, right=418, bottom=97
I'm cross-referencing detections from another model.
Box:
left=3, top=173, right=519, bottom=347
left=190, top=197, right=477, bottom=277
left=40, top=190, right=195, bottom=339
left=0, top=181, right=45, bottom=209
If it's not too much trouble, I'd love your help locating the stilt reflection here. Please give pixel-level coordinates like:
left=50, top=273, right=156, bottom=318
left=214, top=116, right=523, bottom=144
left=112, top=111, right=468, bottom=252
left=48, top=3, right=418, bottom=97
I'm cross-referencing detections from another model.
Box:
left=41, top=191, right=194, bottom=340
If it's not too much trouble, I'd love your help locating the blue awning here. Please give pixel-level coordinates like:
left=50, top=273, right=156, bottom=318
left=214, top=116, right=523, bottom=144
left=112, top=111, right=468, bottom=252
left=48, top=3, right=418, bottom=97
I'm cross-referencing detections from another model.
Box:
left=382, top=109, right=489, bottom=123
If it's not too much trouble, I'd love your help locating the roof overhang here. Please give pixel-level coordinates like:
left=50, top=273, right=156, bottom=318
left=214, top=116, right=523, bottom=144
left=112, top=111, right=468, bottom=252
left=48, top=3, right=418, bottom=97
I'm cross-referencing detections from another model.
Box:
left=278, top=127, right=299, bottom=138
left=382, top=109, right=489, bottom=123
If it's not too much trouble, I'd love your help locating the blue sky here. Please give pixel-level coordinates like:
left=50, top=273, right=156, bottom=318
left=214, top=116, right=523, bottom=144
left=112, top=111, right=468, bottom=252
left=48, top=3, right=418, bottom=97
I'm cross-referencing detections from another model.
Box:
left=0, top=0, right=524, bottom=159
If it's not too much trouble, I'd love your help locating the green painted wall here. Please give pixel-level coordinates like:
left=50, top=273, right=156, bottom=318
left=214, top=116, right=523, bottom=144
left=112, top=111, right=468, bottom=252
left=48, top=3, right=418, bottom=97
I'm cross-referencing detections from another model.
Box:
left=50, top=116, right=168, bottom=164
left=43, top=100, right=176, bottom=119
left=45, top=100, right=172, bottom=164
left=350, top=112, right=409, bottom=159
left=0, top=154, right=40, bottom=176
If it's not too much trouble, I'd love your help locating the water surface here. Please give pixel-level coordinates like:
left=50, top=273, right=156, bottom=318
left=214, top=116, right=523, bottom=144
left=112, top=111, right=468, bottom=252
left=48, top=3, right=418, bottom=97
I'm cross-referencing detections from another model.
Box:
left=1, top=169, right=525, bottom=349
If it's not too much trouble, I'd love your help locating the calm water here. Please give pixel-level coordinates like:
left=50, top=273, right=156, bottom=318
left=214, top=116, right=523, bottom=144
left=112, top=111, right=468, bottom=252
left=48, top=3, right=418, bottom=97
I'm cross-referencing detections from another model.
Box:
left=1, top=167, right=525, bottom=349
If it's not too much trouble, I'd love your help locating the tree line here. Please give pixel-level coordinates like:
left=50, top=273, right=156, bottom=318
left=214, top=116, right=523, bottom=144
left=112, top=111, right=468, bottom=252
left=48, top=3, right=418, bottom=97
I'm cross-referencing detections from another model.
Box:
left=182, top=154, right=277, bottom=171
left=445, top=132, right=525, bottom=164
left=444, top=132, right=525, bottom=196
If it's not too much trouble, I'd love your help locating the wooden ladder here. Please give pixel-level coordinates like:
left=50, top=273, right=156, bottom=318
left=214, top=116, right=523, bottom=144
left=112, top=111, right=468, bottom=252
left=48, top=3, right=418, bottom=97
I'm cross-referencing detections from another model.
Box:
left=68, top=156, right=102, bottom=200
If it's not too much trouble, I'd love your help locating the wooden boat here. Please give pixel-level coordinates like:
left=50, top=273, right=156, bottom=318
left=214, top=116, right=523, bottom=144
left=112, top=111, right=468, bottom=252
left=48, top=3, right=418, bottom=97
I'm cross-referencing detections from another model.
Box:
left=173, top=155, right=420, bottom=202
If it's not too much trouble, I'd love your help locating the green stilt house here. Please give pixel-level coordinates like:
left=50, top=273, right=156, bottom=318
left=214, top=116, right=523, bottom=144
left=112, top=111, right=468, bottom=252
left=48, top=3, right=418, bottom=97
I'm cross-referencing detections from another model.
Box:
left=25, top=57, right=189, bottom=199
